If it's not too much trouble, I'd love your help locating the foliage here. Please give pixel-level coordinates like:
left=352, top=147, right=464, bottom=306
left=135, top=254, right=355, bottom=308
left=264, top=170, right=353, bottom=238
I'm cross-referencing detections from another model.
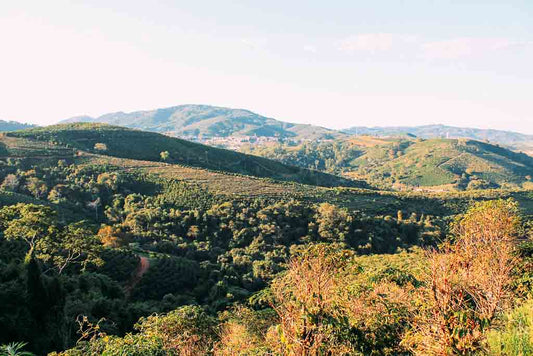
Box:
left=57, top=306, right=217, bottom=356
left=0, top=342, right=34, bottom=356
left=7, top=123, right=359, bottom=188
left=242, top=137, right=533, bottom=190
left=0, top=125, right=531, bottom=355
left=485, top=299, right=533, bottom=355
left=404, top=199, right=523, bottom=355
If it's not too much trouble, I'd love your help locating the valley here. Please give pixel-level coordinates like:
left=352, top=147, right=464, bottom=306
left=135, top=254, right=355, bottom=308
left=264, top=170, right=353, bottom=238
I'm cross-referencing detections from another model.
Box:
left=0, top=122, right=531, bottom=355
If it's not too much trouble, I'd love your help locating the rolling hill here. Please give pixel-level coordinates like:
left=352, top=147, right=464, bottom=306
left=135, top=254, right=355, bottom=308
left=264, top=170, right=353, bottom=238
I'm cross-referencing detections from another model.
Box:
left=344, top=124, right=533, bottom=154
left=0, top=119, right=36, bottom=132
left=241, top=136, right=533, bottom=191
left=61, top=104, right=345, bottom=141
left=5, top=123, right=362, bottom=188
left=61, top=105, right=533, bottom=154
left=1, top=129, right=532, bottom=216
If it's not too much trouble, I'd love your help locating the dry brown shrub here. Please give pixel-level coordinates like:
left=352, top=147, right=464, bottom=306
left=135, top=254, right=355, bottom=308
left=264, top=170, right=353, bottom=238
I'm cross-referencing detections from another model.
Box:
left=268, top=244, right=353, bottom=355
left=404, top=199, right=522, bottom=355
left=214, top=306, right=276, bottom=355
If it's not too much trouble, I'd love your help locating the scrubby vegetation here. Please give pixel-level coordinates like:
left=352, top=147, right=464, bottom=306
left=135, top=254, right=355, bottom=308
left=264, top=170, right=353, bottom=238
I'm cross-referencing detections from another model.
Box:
left=0, top=125, right=531, bottom=355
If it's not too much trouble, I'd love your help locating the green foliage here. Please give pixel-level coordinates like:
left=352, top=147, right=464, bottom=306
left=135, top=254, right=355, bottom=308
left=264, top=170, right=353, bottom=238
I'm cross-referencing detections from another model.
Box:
left=159, top=151, right=169, bottom=162
left=60, top=305, right=217, bottom=355
left=0, top=342, right=34, bottom=356
left=243, top=137, right=533, bottom=190
left=131, top=256, right=199, bottom=301
left=7, top=123, right=359, bottom=188
left=486, top=299, right=533, bottom=355
left=0, top=124, right=531, bottom=355
left=0, top=203, right=57, bottom=259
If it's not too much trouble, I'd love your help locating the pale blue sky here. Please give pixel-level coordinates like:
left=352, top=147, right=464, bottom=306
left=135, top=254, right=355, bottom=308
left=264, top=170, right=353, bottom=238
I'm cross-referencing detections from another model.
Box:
left=1, top=1, right=532, bottom=133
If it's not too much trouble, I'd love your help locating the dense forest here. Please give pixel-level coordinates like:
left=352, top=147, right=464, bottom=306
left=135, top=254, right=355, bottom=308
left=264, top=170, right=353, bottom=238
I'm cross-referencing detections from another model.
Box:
left=0, top=125, right=531, bottom=355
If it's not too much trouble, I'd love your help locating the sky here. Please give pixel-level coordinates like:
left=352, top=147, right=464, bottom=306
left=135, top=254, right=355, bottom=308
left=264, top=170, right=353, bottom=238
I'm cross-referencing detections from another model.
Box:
left=1, top=0, right=532, bottom=134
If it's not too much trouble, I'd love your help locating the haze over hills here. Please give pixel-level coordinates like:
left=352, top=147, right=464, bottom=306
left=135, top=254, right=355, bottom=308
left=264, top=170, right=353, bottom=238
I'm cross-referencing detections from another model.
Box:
left=61, top=104, right=345, bottom=141
left=0, top=119, right=36, bottom=132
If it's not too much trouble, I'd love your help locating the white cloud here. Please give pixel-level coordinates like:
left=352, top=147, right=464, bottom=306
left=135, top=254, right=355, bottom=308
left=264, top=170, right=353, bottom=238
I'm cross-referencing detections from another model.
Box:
left=338, top=33, right=417, bottom=53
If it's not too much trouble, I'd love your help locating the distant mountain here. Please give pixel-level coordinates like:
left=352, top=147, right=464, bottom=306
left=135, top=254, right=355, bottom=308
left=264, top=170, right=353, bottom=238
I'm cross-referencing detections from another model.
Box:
left=8, top=123, right=364, bottom=188
left=344, top=124, right=533, bottom=154
left=60, top=106, right=533, bottom=154
left=0, top=119, right=36, bottom=132
left=61, top=105, right=345, bottom=141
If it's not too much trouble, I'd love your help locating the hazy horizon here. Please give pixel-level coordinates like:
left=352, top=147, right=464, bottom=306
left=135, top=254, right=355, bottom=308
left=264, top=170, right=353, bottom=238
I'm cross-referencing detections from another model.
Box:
left=1, top=1, right=532, bottom=134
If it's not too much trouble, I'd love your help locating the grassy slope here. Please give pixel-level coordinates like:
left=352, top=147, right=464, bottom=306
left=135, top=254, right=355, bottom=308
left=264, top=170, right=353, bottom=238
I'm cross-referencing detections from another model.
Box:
left=6, top=123, right=362, bottom=188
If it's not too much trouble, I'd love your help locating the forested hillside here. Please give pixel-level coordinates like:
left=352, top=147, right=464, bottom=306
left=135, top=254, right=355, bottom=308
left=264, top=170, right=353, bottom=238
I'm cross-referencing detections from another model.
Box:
left=61, top=105, right=344, bottom=141
left=0, top=127, right=531, bottom=355
left=6, top=124, right=361, bottom=188
left=242, top=136, right=533, bottom=191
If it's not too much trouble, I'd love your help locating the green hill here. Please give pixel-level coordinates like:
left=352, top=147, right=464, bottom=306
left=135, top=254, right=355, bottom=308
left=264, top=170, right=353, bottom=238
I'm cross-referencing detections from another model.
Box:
left=1, top=129, right=532, bottom=216
left=61, top=104, right=345, bottom=141
left=6, top=123, right=362, bottom=188
left=241, top=137, right=533, bottom=191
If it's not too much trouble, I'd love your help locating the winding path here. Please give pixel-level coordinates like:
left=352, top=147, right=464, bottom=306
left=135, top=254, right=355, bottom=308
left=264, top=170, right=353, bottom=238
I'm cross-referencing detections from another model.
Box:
left=125, top=256, right=150, bottom=297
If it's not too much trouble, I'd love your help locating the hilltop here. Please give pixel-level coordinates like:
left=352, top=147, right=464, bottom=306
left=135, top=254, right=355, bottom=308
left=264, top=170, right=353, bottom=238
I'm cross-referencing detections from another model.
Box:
left=344, top=124, right=533, bottom=154
left=241, top=136, right=533, bottom=191
left=61, top=104, right=345, bottom=141
left=5, top=123, right=361, bottom=188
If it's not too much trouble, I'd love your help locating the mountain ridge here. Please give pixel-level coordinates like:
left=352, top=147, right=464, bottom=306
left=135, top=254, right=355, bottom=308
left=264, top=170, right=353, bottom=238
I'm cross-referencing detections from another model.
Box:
left=61, top=105, right=533, bottom=154
left=61, top=104, right=345, bottom=141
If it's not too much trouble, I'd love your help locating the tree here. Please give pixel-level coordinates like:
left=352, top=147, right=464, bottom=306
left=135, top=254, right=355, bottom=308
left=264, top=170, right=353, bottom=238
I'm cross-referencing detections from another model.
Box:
left=93, top=143, right=107, bottom=152
left=314, top=203, right=352, bottom=242
left=52, top=222, right=103, bottom=274
left=405, top=199, right=522, bottom=355
left=97, top=225, right=124, bottom=248
left=87, top=197, right=101, bottom=220
left=160, top=151, right=170, bottom=161
left=268, top=244, right=352, bottom=354
left=25, top=177, right=48, bottom=199
left=1, top=174, right=19, bottom=192
left=0, top=204, right=57, bottom=260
